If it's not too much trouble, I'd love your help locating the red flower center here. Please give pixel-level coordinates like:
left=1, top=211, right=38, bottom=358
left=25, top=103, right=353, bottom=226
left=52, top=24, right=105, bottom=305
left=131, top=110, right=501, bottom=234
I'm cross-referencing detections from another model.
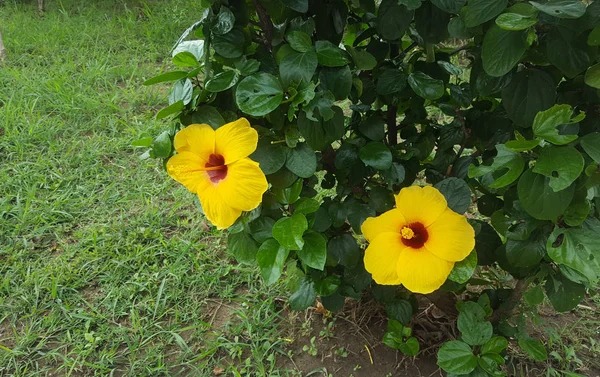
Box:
left=205, top=154, right=227, bottom=183
left=400, top=222, right=429, bottom=249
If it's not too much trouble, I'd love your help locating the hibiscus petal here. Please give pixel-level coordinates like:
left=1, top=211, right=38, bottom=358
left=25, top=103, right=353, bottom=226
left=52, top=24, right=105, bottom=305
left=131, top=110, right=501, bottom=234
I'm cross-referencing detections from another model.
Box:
left=198, top=184, right=243, bottom=229
left=166, top=151, right=209, bottom=193
left=217, top=158, right=268, bottom=211
left=215, top=118, right=258, bottom=165
left=364, top=232, right=406, bottom=285
left=361, top=209, right=406, bottom=242
left=173, top=123, right=215, bottom=159
left=425, top=209, right=475, bottom=262
left=395, top=186, right=447, bottom=227
left=396, top=248, right=454, bottom=294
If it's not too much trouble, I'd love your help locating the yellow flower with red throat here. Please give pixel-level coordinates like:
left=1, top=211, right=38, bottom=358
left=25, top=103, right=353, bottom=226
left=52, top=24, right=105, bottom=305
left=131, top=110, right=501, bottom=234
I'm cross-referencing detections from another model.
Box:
left=166, top=118, right=268, bottom=229
left=361, top=186, right=475, bottom=294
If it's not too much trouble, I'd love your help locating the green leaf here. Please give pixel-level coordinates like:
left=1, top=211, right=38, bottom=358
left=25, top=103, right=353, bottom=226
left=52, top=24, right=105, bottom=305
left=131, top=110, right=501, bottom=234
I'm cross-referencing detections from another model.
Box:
left=524, top=285, right=544, bottom=306
left=173, top=40, right=205, bottom=61
left=399, top=0, right=422, bottom=10
left=468, top=145, right=525, bottom=188
left=295, top=198, right=320, bottom=215
left=547, top=26, right=592, bottom=78
left=328, top=234, right=360, bottom=267
left=545, top=272, right=586, bottom=312
left=589, top=26, right=600, bottom=46
left=517, top=169, right=575, bottom=220
left=501, top=69, right=556, bottom=128
left=431, top=0, right=466, bottom=14
left=359, top=115, right=386, bottom=141
left=298, top=232, right=328, bottom=270
left=156, top=100, right=184, bottom=120
left=377, top=69, right=408, bottom=95
left=249, top=217, right=276, bottom=243
left=399, top=337, right=420, bottom=356
left=481, top=26, right=527, bottom=77
left=438, top=61, right=462, bottom=76
left=463, top=0, right=508, bottom=27
left=581, top=132, right=600, bottom=163
left=377, top=0, right=414, bottom=40
left=213, top=6, right=235, bottom=35
left=547, top=222, right=600, bottom=285
left=312, top=207, right=332, bottom=233
left=495, top=13, right=537, bottom=30
left=319, top=66, right=352, bottom=100
left=151, top=131, right=172, bottom=158
left=304, top=91, right=336, bottom=121
left=290, top=277, right=316, bottom=310
left=250, top=138, right=287, bottom=175
left=408, top=72, right=445, bottom=100
left=435, top=177, right=471, bottom=214
left=448, top=251, right=477, bottom=284
left=256, top=239, right=289, bottom=285
left=482, top=337, right=508, bottom=354
left=298, top=107, right=345, bottom=150
left=281, top=0, right=308, bottom=13
left=280, top=50, right=318, bottom=87
left=186, top=105, right=226, bottom=129
left=172, top=51, right=199, bottom=67
left=273, top=178, right=303, bottom=204
left=228, top=231, right=259, bottom=265
left=287, top=31, right=313, bottom=53
left=505, top=226, right=549, bottom=268
left=530, top=0, right=586, bottom=19
left=415, top=1, right=451, bottom=43
left=213, top=28, right=245, bottom=58
left=359, top=142, right=393, bottom=170
left=235, top=73, right=284, bottom=117
left=169, top=79, right=193, bottom=105
left=315, top=40, right=350, bottom=67
left=286, top=143, right=317, bottom=178
left=386, top=300, right=414, bottom=325
left=205, top=70, right=239, bottom=92
left=532, top=104, right=582, bottom=145
left=437, top=340, right=478, bottom=374
left=505, top=139, right=540, bottom=152
left=518, top=338, right=547, bottom=361
left=457, top=302, right=493, bottom=346
left=132, top=136, right=153, bottom=147
left=532, top=146, right=584, bottom=192
left=347, top=201, right=376, bottom=233
left=143, top=71, right=189, bottom=86
left=272, top=214, right=308, bottom=250
left=585, top=63, right=600, bottom=89
left=345, top=46, right=377, bottom=70
left=314, top=276, right=341, bottom=296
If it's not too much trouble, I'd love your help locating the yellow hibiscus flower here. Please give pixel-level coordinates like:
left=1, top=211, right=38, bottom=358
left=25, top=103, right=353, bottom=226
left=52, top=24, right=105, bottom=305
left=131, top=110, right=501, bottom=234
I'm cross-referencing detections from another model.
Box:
left=166, top=118, right=268, bottom=229
left=361, top=186, right=475, bottom=294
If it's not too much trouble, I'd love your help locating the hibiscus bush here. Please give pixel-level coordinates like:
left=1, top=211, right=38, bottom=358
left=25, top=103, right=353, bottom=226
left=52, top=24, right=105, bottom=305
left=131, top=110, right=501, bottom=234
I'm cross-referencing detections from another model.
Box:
left=142, top=0, right=600, bottom=374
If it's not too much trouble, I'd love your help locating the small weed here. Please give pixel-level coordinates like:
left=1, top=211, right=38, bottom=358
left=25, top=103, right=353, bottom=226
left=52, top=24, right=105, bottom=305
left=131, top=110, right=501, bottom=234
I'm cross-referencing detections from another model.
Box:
left=334, top=346, right=348, bottom=358
left=302, top=336, right=318, bottom=357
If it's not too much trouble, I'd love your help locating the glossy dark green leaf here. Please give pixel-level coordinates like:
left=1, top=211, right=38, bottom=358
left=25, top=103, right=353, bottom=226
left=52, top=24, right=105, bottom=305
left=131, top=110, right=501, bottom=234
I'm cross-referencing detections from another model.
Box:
left=321, top=293, right=345, bottom=312
left=501, top=69, right=556, bottom=128
left=386, top=300, right=414, bottom=325
left=530, top=0, right=586, bottom=19
left=463, top=0, right=508, bottom=27
left=213, top=6, right=235, bottom=35
left=298, top=232, right=328, bottom=270
left=581, top=132, right=600, bottom=163
left=585, top=63, right=600, bottom=89
left=435, top=177, right=471, bottom=214
left=273, top=178, right=303, bottom=204
left=256, top=238, right=289, bottom=285
left=532, top=104, right=581, bottom=145
left=547, top=26, right=592, bottom=78
left=250, top=138, right=287, bottom=175
left=314, top=276, right=341, bottom=296
left=345, top=45, right=377, bottom=70
left=415, top=1, right=451, bottom=43
left=315, top=40, right=350, bottom=66
left=377, top=69, right=408, bottom=95
left=408, top=72, right=445, bottom=100
left=495, top=12, right=537, bottom=31
left=169, top=78, right=193, bottom=105
left=545, top=272, right=586, bottom=312
left=286, top=143, right=317, bottom=178
left=290, top=277, right=317, bottom=310
left=505, top=226, right=549, bottom=268
left=482, top=26, right=527, bottom=77
left=437, top=340, right=478, bottom=374
left=295, top=198, right=320, bottom=215
left=287, top=31, right=313, bottom=53
left=151, top=131, right=172, bottom=158
left=205, top=70, right=239, bottom=92
left=347, top=201, right=376, bottom=233
left=468, top=145, right=525, bottom=188
left=249, top=217, right=276, bottom=243
left=359, top=115, right=386, bottom=141
left=518, top=338, right=547, bottom=361
left=272, top=213, right=308, bottom=250
left=457, top=302, right=493, bottom=346
left=304, top=90, right=335, bottom=121
left=235, top=73, right=284, bottom=116
left=431, top=0, right=466, bottom=14
left=377, top=0, right=414, bottom=40
left=143, top=71, right=189, bottom=86
left=448, top=251, right=477, bottom=283
left=359, top=142, right=393, bottom=170
left=532, top=146, right=584, bottom=192
left=213, top=28, right=245, bottom=58
left=228, top=231, right=259, bottom=264
left=282, top=0, right=308, bottom=13
left=328, top=234, right=360, bottom=267
left=517, top=169, right=575, bottom=220
left=280, top=50, right=318, bottom=87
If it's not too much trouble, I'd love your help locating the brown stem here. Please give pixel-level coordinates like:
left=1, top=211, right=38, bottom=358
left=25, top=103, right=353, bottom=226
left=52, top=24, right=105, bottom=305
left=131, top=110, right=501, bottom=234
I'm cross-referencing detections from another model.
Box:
left=251, top=0, right=273, bottom=51
left=489, top=279, right=529, bottom=324
left=387, top=105, right=398, bottom=145
left=424, top=291, right=458, bottom=317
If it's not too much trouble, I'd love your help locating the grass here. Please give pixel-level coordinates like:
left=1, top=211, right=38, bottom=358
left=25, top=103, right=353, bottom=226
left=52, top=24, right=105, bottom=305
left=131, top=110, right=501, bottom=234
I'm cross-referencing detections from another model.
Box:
left=0, top=1, right=293, bottom=375
left=1, top=1, right=599, bottom=376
